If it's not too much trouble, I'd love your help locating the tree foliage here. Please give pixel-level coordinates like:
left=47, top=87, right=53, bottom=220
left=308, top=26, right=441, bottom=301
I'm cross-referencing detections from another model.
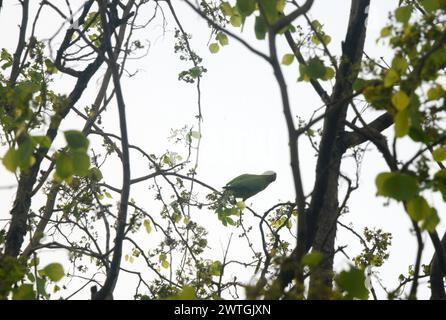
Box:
left=0, top=0, right=446, bottom=300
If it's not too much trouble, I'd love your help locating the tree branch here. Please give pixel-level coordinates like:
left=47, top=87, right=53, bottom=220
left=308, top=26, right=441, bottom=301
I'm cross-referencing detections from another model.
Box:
left=92, top=0, right=133, bottom=300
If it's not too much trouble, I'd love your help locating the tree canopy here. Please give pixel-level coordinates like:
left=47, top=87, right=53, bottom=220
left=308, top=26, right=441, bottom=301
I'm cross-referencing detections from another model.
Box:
left=1, top=0, right=446, bottom=300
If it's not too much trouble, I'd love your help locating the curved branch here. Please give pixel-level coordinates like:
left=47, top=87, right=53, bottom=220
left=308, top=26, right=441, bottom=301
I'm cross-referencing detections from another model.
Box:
left=92, top=0, right=134, bottom=300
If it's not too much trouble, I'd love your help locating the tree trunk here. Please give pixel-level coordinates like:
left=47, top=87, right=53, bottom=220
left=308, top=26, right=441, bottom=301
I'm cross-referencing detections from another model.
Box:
left=430, top=231, right=446, bottom=299
left=306, top=0, right=370, bottom=298
left=308, top=149, right=342, bottom=299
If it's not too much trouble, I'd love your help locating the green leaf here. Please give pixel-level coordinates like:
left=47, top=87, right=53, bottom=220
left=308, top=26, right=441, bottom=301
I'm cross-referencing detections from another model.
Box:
left=40, top=263, right=64, bottom=282
left=174, top=211, right=182, bottom=223
left=30, top=256, right=40, bottom=267
left=391, top=91, right=410, bottom=111
left=190, top=131, right=201, bottom=139
left=427, top=86, right=444, bottom=101
left=1, top=48, right=12, bottom=62
left=433, top=147, right=446, bottom=162
left=17, top=137, right=35, bottom=170
left=434, top=169, right=446, bottom=201
left=306, top=57, right=326, bottom=79
left=276, top=0, right=286, bottom=11
left=188, top=66, right=203, bottom=79
left=236, top=0, right=256, bottom=17
left=88, top=167, right=103, bottom=181
left=258, top=0, right=279, bottom=24
left=56, top=152, right=74, bottom=179
left=27, top=272, right=36, bottom=282
left=161, top=259, right=169, bottom=268
left=311, top=33, right=332, bottom=46
left=335, top=267, right=369, bottom=300
left=376, top=172, right=418, bottom=201
left=159, top=254, right=170, bottom=269
left=298, top=63, right=309, bottom=81
left=230, top=14, right=242, bottom=27
left=394, top=109, right=410, bottom=137
left=1, top=61, right=12, bottom=70
left=44, top=59, right=58, bottom=74
left=420, top=0, right=441, bottom=12
left=209, top=43, right=220, bottom=54
left=311, top=34, right=321, bottom=45
left=406, top=196, right=430, bottom=222
left=363, top=85, right=392, bottom=109
left=71, top=150, right=90, bottom=176
left=380, top=26, right=392, bottom=37
left=2, top=138, right=36, bottom=173
left=352, top=79, right=368, bottom=91
left=12, top=284, right=35, bottom=300
left=281, top=53, right=295, bottom=65
left=220, top=2, right=234, bottom=16
left=216, top=32, right=229, bottom=46
left=422, top=208, right=440, bottom=232
left=311, top=20, right=322, bottom=30
left=395, top=6, right=411, bottom=24
left=391, top=55, right=408, bottom=74
left=236, top=201, right=246, bottom=209
left=32, top=135, right=52, bottom=148
left=36, top=276, right=48, bottom=298
left=322, top=34, right=332, bottom=45
left=143, top=219, right=152, bottom=234
left=322, top=67, right=335, bottom=80
left=301, top=251, right=323, bottom=267
left=2, top=147, right=18, bottom=172
left=198, top=239, right=207, bottom=248
left=209, top=261, right=222, bottom=276
left=168, top=286, right=197, bottom=300
left=384, top=69, right=399, bottom=87
left=176, top=286, right=197, bottom=300
left=64, top=130, right=89, bottom=150
left=254, top=15, right=267, bottom=40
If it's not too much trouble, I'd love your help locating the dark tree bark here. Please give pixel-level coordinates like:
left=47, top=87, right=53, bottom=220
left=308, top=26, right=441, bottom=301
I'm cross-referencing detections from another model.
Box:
left=3, top=0, right=103, bottom=259
left=306, top=0, right=370, bottom=298
left=430, top=231, right=446, bottom=299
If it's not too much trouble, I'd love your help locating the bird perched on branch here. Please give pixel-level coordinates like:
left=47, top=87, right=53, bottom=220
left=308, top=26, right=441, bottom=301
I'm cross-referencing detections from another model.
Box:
left=223, top=171, right=277, bottom=201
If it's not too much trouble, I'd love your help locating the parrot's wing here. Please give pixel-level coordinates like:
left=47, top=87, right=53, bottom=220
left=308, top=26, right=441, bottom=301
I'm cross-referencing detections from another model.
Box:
left=225, top=174, right=256, bottom=187
left=223, top=171, right=276, bottom=200
left=224, top=174, right=272, bottom=200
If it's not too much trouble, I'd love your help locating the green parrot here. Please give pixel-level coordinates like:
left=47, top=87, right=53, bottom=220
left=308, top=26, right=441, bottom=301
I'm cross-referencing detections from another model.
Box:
left=223, top=171, right=277, bottom=201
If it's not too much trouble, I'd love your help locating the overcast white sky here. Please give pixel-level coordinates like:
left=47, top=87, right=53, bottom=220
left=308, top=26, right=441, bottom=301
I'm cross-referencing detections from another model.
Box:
left=1, top=0, right=444, bottom=299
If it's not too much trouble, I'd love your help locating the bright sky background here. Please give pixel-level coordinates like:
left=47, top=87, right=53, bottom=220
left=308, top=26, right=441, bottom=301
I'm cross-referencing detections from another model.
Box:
left=1, top=0, right=444, bottom=299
